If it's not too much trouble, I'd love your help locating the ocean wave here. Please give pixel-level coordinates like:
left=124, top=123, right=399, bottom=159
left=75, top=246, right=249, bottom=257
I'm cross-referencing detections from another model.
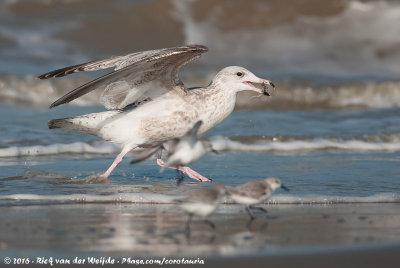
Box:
left=174, top=0, right=400, bottom=78
left=2, top=134, right=400, bottom=158
left=0, top=192, right=398, bottom=205
left=1, top=75, right=400, bottom=110
left=1, top=1, right=400, bottom=78
left=236, top=80, right=400, bottom=110
left=0, top=192, right=177, bottom=204
left=210, top=136, right=400, bottom=154
left=0, top=141, right=118, bottom=157
left=0, top=75, right=100, bottom=107
left=265, top=193, right=400, bottom=204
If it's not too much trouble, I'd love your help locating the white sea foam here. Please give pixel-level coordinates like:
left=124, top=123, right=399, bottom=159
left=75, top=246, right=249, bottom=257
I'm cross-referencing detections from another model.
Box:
left=2, top=137, right=400, bottom=158
left=2, top=75, right=400, bottom=110
left=264, top=193, right=400, bottom=204
left=0, top=192, right=398, bottom=205
left=0, top=142, right=118, bottom=157
left=0, top=192, right=177, bottom=204
left=0, top=76, right=100, bottom=107
left=210, top=136, right=400, bottom=153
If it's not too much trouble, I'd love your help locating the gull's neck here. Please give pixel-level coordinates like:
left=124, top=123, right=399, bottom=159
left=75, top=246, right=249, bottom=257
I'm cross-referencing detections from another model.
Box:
left=186, top=81, right=238, bottom=133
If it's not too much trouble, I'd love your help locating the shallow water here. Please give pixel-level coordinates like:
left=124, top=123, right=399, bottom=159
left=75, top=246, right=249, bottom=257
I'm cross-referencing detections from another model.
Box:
left=1, top=104, right=399, bottom=206
left=1, top=203, right=400, bottom=259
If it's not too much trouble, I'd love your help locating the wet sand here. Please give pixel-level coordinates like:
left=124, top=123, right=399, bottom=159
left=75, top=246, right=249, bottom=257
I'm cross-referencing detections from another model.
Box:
left=207, top=245, right=400, bottom=268
left=0, top=203, right=399, bottom=265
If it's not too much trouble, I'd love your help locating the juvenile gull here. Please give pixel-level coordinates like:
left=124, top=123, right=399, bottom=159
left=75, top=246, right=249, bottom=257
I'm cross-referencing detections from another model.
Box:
left=39, top=45, right=275, bottom=182
left=176, top=183, right=227, bottom=232
left=131, top=120, right=216, bottom=182
left=229, top=177, right=289, bottom=219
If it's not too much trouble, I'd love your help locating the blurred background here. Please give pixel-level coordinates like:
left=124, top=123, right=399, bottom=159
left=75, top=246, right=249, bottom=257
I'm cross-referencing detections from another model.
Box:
left=1, top=0, right=400, bottom=110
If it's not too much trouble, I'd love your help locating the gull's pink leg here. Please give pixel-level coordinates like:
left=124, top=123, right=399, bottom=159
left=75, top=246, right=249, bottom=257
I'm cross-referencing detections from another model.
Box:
left=97, top=146, right=132, bottom=181
left=156, top=158, right=211, bottom=182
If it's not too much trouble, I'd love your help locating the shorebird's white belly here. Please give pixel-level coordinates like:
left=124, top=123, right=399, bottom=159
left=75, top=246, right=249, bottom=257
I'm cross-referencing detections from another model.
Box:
left=168, top=142, right=207, bottom=166
left=181, top=203, right=216, bottom=217
left=230, top=194, right=270, bottom=205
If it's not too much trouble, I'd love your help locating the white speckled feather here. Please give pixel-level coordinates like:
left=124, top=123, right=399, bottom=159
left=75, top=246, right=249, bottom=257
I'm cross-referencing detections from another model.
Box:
left=44, top=45, right=275, bottom=180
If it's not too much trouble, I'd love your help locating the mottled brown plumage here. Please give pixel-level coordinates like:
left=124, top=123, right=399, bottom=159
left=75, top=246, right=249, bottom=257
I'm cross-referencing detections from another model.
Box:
left=42, top=45, right=275, bottom=181
left=229, top=180, right=273, bottom=200
left=229, top=177, right=288, bottom=219
left=179, top=183, right=226, bottom=205
left=39, top=45, right=208, bottom=109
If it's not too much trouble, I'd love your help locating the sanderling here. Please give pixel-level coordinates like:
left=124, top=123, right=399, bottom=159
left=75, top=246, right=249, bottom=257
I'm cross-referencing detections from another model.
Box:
left=131, top=120, right=217, bottom=183
left=176, top=183, right=227, bottom=233
left=228, top=177, right=289, bottom=219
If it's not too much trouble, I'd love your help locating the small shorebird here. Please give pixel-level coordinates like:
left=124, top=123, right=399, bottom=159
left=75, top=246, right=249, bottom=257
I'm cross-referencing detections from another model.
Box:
left=228, top=177, right=289, bottom=219
left=131, top=120, right=216, bottom=182
left=39, top=45, right=275, bottom=182
left=176, top=183, right=227, bottom=233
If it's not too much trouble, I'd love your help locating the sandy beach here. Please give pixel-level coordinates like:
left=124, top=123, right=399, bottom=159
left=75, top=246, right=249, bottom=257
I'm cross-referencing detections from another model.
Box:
left=1, top=202, right=399, bottom=266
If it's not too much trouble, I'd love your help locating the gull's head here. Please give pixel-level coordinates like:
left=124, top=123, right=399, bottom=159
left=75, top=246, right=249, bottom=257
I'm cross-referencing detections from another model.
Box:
left=214, top=66, right=275, bottom=96
left=265, top=177, right=289, bottom=192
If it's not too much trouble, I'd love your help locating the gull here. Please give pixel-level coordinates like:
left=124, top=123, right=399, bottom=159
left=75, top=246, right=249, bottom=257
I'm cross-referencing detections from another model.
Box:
left=176, top=183, right=227, bottom=233
left=38, top=45, right=275, bottom=182
left=130, top=120, right=217, bottom=182
left=228, top=177, right=289, bottom=219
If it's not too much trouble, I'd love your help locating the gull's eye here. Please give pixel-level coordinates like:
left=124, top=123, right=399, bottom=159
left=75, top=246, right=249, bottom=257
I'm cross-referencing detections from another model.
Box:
left=236, top=72, right=243, bottom=77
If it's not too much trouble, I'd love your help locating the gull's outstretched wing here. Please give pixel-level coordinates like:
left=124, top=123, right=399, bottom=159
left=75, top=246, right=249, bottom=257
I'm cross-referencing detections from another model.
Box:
left=38, top=45, right=208, bottom=109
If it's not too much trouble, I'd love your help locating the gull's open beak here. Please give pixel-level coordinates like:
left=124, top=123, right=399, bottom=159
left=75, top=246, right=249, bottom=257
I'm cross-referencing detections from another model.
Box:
left=243, top=80, right=275, bottom=96
left=281, top=184, right=290, bottom=191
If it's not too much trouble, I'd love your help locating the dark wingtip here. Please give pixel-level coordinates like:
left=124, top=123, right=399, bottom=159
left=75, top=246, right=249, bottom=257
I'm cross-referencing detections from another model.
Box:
left=38, top=71, right=64, bottom=80
left=48, top=119, right=62, bottom=129
left=47, top=119, right=55, bottom=129
left=38, top=64, right=80, bottom=80
left=187, top=44, right=208, bottom=52
left=49, top=100, right=60, bottom=109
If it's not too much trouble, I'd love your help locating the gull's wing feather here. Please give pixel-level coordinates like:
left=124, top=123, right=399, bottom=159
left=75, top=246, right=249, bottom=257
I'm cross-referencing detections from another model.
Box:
left=40, top=45, right=208, bottom=109
left=38, top=56, right=126, bottom=79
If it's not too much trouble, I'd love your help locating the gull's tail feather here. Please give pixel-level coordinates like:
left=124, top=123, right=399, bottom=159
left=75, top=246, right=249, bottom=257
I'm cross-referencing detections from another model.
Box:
left=48, top=110, right=119, bottom=136
left=48, top=118, right=98, bottom=136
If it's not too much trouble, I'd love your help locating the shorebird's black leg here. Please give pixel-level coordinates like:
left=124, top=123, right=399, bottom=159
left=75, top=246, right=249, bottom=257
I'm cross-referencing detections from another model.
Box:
left=246, top=217, right=256, bottom=230
left=246, top=206, right=255, bottom=220
left=176, top=170, right=185, bottom=186
left=185, top=213, right=193, bottom=239
left=155, top=149, right=163, bottom=159
left=249, top=206, right=268, bottom=214
left=260, top=221, right=269, bottom=232
left=204, top=219, right=216, bottom=230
